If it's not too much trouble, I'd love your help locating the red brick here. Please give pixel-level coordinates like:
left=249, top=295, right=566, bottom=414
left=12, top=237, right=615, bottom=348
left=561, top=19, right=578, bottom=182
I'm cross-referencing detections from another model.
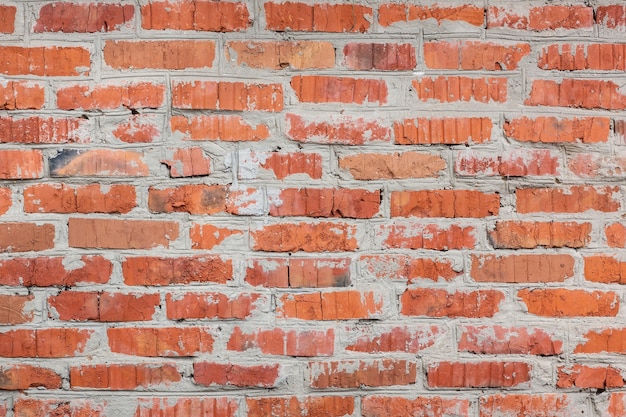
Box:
left=13, top=399, right=105, bottom=417
left=0, top=5, right=15, bottom=33
left=339, top=152, right=445, bottom=179
left=0, top=256, right=111, bottom=287
left=227, top=41, right=334, bottom=69
left=286, top=113, right=391, bottom=145
left=0, top=82, right=44, bottom=110
left=0, top=149, right=43, bottom=179
left=265, top=2, right=371, bottom=32
left=379, top=4, right=484, bottom=27
left=557, top=364, right=624, bottom=389
left=238, top=151, right=323, bottom=180
left=428, top=361, right=530, bottom=388
left=606, top=223, right=626, bottom=248
left=455, top=149, right=559, bottom=177
left=459, top=325, right=563, bottom=355
left=488, top=5, right=593, bottom=30
left=112, top=114, right=161, bottom=143
left=142, top=0, right=250, bottom=31
left=71, top=364, right=181, bottom=390
left=49, top=291, right=160, bottom=321
left=603, top=393, right=626, bottom=417
left=568, top=152, right=626, bottom=178
left=597, top=5, right=626, bottom=29
left=504, top=116, right=610, bottom=143
left=489, top=221, right=591, bottom=249
left=24, top=184, right=136, bottom=214
left=365, top=397, right=471, bottom=417
left=166, top=292, right=262, bottom=320
left=526, top=79, right=626, bottom=110
left=0, top=223, right=54, bottom=252
left=360, top=255, right=461, bottom=282
left=0, top=328, right=92, bottom=357
left=0, top=116, right=90, bottom=144
left=147, top=184, right=227, bottom=215
left=108, top=327, right=213, bottom=357
left=172, top=81, right=283, bottom=111
left=0, top=46, right=90, bottom=76
left=134, top=398, right=237, bottom=417
left=0, top=188, right=9, bottom=215
left=401, top=289, right=503, bottom=317
left=346, top=326, right=441, bottom=353
left=245, top=257, right=350, bottom=288
left=575, top=328, right=626, bottom=354
left=251, top=222, right=358, bottom=252
left=391, top=190, right=499, bottom=218
left=310, top=359, right=416, bottom=388
left=49, top=149, right=149, bottom=177
left=69, top=218, right=179, bottom=249
left=539, top=43, right=626, bottom=71
left=160, top=148, right=211, bottom=178
left=518, top=289, right=619, bottom=317
left=57, top=82, right=165, bottom=111
left=380, top=223, right=475, bottom=250
left=35, top=2, right=134, bottom=32
left=425, top=41, right=529, bottom=70
left=516, top=186, right=620, bottom=213
left=585, top=255, right=626, bottom=284
left=471, top=254, right=575, bottom=283
left=194, top=362, right=280, bottom=388
left=414, top=76, right=507, bottom=103
left=269, top=188, right=380, bottom=218
left=247, top=396, right=354, bottom=417
left=0, top=294, right=34, bottom=325
left=190, top=224, right=243, bottom=250
left=227, top=327, right=334, bottom=357
left=343, top=43, right=415, bottom=70
left=171, top=114, right=270, bottom=141
left=279, top=291, right=384, bottom=320
left=480, top=395, right=580, bottom=417
left=122, top=256, right=232, bottom=286
left=292, top=75, right=387, bottom=104
left=104, top=40, right=215, bottom=69
left=0, top=365, right=62, bottom=390
left=395, top=117, right=492, bottom=145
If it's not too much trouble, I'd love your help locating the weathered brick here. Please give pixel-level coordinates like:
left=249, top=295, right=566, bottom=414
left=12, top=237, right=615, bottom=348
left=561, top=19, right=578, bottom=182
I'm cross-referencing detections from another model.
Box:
left=35, top=2, right=134, bottom=32
left=104, top=40, right=215, bottom=69
left=428, top=361, right=530, bottom=388
left=228, top=327, right=334, bottom=356
left=286, top=113, right=391, bottom=145
left=516, top=186, right=620, bottom=213
left=395, top=117, right=492, bottom=145
left=279, top=291, right=384, bottom=320
left=265, top=2, right=372, bottom=32
left=424, top=41, right=529, bottom=70
left=379, top=4, right=484, bottom=27
left=471, top=254, right=575, bottom=283
left=310, top=359, right=416, bottom=388
left=504, top=116, right=610, bottom=143
left=70, top=364, right=181, bottom=390
left=227, top=41, right=334, bottom=69
left=123, top=256, right=232, bottom=286
left=518, top=289, right=619, bottom=317
left=339, top=152, right=445, bottom=179
left=0, top=82, right=44, bottom=110
left=49, top=149, right=149, bottom=177
left=0, top=223, right=54, bottom=252
left=107, top=327, right=213, bottom=357
left=245, top=257, right=350, bottom=288
left=0, top=46, right=90, bottom=76
left=69, top=218, right=179, bottom=249
left=459, top=325, right=563, bottom=355
left=24, top=184, right=136, bottom=214
left=414, top=76, right=507, bottom=103
left=391, top=190, right=499, bottom=218
left=401, top=289, right=503, bottom=317
left=251, top=222, right=358, bottom=252
left=292, top=76, right=387, bottom=104
left=343, top=43, right=416, bottom=70
left=172, top=81, right=283, bottom=111
left=0, top=116, right=90, bottom=144
left=142, top=0, right=250, bottom=31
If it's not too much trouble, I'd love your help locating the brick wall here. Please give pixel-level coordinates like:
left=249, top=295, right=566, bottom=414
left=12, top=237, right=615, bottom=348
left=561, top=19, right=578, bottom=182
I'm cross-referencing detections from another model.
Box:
left=0, top=1, right=625, bottom=416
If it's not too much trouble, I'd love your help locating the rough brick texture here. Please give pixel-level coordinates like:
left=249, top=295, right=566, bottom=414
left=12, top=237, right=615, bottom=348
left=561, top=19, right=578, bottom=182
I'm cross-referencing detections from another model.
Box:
left=1, top=1, right=624, bottom=415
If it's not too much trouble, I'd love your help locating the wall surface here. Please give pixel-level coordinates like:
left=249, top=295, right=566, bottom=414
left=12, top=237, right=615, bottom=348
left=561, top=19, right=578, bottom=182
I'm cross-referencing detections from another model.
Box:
left=0, top=0, right=625, bottom=416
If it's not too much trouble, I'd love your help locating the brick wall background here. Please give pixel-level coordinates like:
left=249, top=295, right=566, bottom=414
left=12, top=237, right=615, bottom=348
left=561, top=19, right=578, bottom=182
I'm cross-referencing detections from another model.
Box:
left=0, top=1, right=625, bottom=416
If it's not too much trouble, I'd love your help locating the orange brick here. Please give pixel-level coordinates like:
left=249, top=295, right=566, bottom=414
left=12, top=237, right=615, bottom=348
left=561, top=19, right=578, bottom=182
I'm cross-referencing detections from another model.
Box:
left=265, top=2, right=371, bottom=32
left=291, top=76, right=387, bottom=104
left=401, top=289, right=503, bottom=317
left=104, top=40, right=215, bottom=69
left=0, top=46, right=90, bottom=76
left=424, top=41, right=529, bottom=70
left=504, top=116, right=610, bottom=143
left=172, top=81, right=283, bottom=111
left=279, top=291, right=384, bottom=320
left=518, top=289, right=619, bottom=317
left=142, top=0, right=250, bottom=31
left=391, top=190, right=499, bottom=218
left=471, top=254, right=575, bottom=283
left=395, top=117, right=492, bottom=144
left=414, top=76, right=507, bottom=103
left=516, top=186, right=620, bottom=213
